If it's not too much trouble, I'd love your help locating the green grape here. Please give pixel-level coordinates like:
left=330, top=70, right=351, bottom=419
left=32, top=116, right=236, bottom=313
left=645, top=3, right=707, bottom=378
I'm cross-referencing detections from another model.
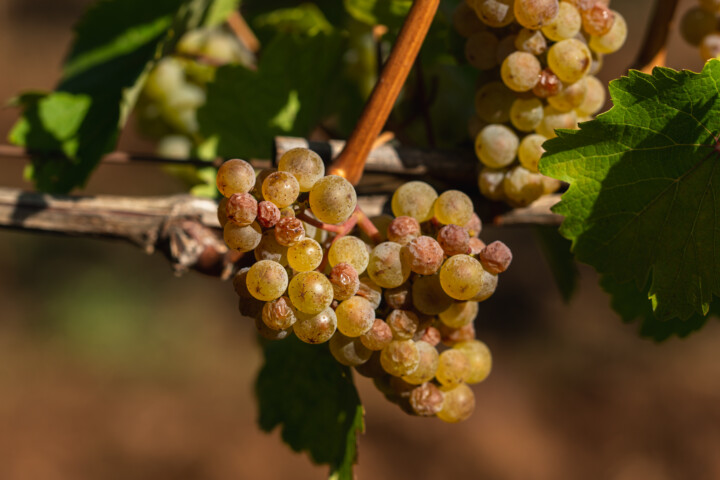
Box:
left=455, top=340, right=492, bottom=384
left=518, top=133, right=547, bottom=173
left=435, top=349, right=471, bottom=386
left=437, top=383, right=475, bottom=423
left=216, top=159, right=255, bottom=197
left=470, top=269, right=499, bottom=302
left=288, top=271, right=333, bottom=314
left=287, top=238, right=323, bottom=272
left=510, top=98, right=544, bottom=132
left=367, top=242, right=411, bottom=289
left=501, top=51, right=541, bottom=92
left=589, top=11, right=626, bottom=54
left=434, top=190, right=474, bottom=226
left=514, top=0, right=559, bottom=29
left=329, top=332, right=372, bottom=366
left=328, top=236, right=370, bottom=274
left=547, top=39, right=592, bottom=84
left=475, top=124, right=518, bottom=169
left=278, top=147, right=325, bottom=192
left=360, top=319, right=393, bottom=351
left=262, top=171, right=300, bottom=208
left=246, top=260, right=288, bottom=302
left=203, top=30, right=246, bottom=64
left=453, top=1, right=487, bottom=37
left=309, top=175, right=357, bottom=224
left=176, top=29, right=207, bottom=56
left=478, top=167, right=507, bottom=201
left=541, top=1, right=581, bottom=41
left=503, top=165, right=545, bottom=207
left=474, top=82, right=515, bottom=124
left=535, top=105, right=578, bottom=138
left=336, top=296, right=376, bottom=337
left=293, top=308, right=337, bottom=344
left=391, top=181, right=438, bottom=222
left=255, top=230, right=288, bottom=266
left=412, top=274, right=454, bottom=315
left=262, top=296, right=297, bottom=330
left=439, top=254, right=485, bottom=301
left=514, top=28, right=547, bottom=55
left=380, top=340, right=420, bottom=377
left=402, top=341, right=439, bottom=385
left=144, top=57, right=184, bottom=101
left=439, top=301, right=479, bottom=329
left=575, top=75, right=606, bottom=117
left=547, top=78, right=587, bottom=112
left=470, top=0, right=515, bottom=27
left=465, top=31, right=499, bottom=70
left=224, top=222, right=262, bottom=252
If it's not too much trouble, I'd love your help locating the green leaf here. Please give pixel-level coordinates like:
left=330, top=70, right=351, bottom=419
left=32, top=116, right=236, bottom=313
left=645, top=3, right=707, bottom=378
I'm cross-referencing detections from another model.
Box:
left=254, top=4, right=333, bottom=36
left=198, top=32, right=345, bottom=159
left=202, top=0, right=240, bottom=27
left=9, top=0, right=225, bottom=193
left=540, top=60, right=720, bottom=325
left=344, top=0, right=411, bottom=28
left=256, top=336, right=364, bottom=479
left=533, top=226, right=579, bottom=303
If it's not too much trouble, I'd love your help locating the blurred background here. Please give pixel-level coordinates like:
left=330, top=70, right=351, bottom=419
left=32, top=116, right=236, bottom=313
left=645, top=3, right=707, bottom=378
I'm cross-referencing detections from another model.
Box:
left=1, top=0, right=719, bottom=479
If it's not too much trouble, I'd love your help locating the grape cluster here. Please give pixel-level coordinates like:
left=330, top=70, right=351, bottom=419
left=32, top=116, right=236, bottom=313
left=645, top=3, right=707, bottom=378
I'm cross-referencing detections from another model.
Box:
left=680, top=0, right=720, bottom=60
left=455, top=0, right=626, bottom=207
left=220, top=148, right=512, bottom=423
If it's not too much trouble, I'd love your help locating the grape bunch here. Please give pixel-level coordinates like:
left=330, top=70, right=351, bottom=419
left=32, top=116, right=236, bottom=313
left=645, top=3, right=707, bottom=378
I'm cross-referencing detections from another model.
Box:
left=219, top=147, right=512, bottom=423
left=680, top=0, right=720, bottom=60
left=455, top=0, right=626, bottom=207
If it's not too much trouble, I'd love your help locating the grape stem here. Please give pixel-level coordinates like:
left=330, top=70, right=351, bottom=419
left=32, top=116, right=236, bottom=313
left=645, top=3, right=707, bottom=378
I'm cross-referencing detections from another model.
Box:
left=297, top=205, right=380, bottom=244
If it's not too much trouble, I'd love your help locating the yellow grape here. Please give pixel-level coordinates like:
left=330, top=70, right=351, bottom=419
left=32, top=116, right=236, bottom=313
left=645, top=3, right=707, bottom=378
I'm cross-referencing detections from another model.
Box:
left=278, top=147, right=325, bottom=192
left=434, top=190, right=474, bottom=226
left=367, top=242, right=411, bottom=289
left=287, top=238, right=323, bottom=272
left=439, top=254, right=485, bottom=300
left=391, top=181, right=438, bottom=222
left=380, top=340, right=420, bottom=377
left=262, top=171, right=300, bottom=208
left=435, top=349, right=471, bottom=386
left=547, top=39, right=591, bottom=84
left=402, top=341, right=439, bottom=385
left=575, top=75, right=606, bottom=117
left=541, top=1, right=581, bottom=41
left=510, top=98, right=544, bottom=132
left=288, top=271, right=333, bottom=314
left=518, top=133, right=547, bottom=173
left=328, top=236, right=370, bottom=274
left=439, top=301, right=479, bottom=329
left=437, top=383, right=475, bottom=423
left=224, top=222, right=262, bottom=252
left=293, top=308, right=337, bottom=344
left=589, top=10, right=627, bottom=54
left=455, top=340, right=492, bottom=384
left=246, top=260, right=288, bottom=302
left=309, top=175, right=357, bottom=224
left=547, top=78, right=587, bottom=112
left=475, top=124, right=519, bottom=168
left=500, top=51, right=541, bottom=92
left=216, top=158, right=255, bottom=197
left=336, top=296, right=376, bottom=337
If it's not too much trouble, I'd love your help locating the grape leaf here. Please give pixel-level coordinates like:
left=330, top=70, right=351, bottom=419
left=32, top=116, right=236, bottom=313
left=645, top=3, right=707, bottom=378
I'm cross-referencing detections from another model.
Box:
left=344, top=0, right=412, bottom=28
left=198, top=32, right=345, bottom=159
left=540, top=60, right=720, bottom=326
left=256, top=336, right=364, bottom=480
left=253, top=4, right=333, bottom=36
left=8, top=0, right=233, bottom=193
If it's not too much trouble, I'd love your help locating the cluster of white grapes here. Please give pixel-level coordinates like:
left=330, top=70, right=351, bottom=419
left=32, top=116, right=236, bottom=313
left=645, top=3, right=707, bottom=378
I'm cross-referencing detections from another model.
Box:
left=454, top=0, right=626, bottom=207
left=680, top=0, right=720, bottom=60
left=219, top=147, right=512, bottom=423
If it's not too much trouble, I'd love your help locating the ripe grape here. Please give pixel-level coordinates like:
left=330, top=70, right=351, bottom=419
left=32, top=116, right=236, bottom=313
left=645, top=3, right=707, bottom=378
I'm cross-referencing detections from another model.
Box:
left=439, top=301, right=479, bottom=328
left=225, top=193, right=257, bottom=227
left=287, top=238, right=323, bottom=272
left=409, top=382, right=444, bottom=416
left=503, top=165, right=545, bottom=206
left=465, top=31, right=500, bottom=70
left=439, top=321, right=477, bottom=347
left=453, top=2, right=487, bottom=37
left=391, top=181, right=438, bottom=222
left=262, top=171, right=300, bottom=208
left=257, top=200, right=281, bottom=228
left=255, top=316, right=292, bottom=341
left=437, top=383, right=475, bottom=423
left=518, top=133, right=547, bottom=172
left=329, top=333, right=372, bottom=366
left=252, top=168, right=276, bottom=201
left=480, top=241, right=513, bottom=274
left=472, top=0, right=515, bottom=27
left=547, top=39, right=592, bottom=83
left=262, top=296, right=297, bottom=330
left=581, top=3, right=614, bottom=36
left=455, top=340, right=492, bottom=384
left=434, top=190, right=474, bottom=226
left=233, top=267, right=253, bottom=299
left=514, top=28, right=547, bottom=55
left=387, top=216, right=421, bottom=245
left=367, top=242, right=411, bottom=289
left=402, top=341, right=439, bottom=385
left=274, top=217, right=305, bottom=247
left=535, top=105, right=578, bottom=138
left=328, top=263, right=360, bottom=301
left=336, top=296, right=376, bottom=337
left=356, top=276, right=382, bottom=309
left=500, top=51, right=541, bottom=92
left=547, top=78, right=587, bottom=112
left=439, top=254, right=485, bottom=300
left=380, top=340, right=420, bottom=377
left=513, top=0, right=559, bottom=30
left=510, top=98, right=544, bottom=132
left=386, top=310, right=421, bottom=340
left=288, top=271, right=333, bottom=314
left=436, top=349, right=471, bottom=386
left=475, top=124, right=519, bottom=168
left=277, top=147, right=325, bottom=192
left=309, top=175, right=357, bottom=224
left=463, top=213, right=482, bottom=238
left=217, top=197, right=229, bottom=227
left=255, top=230, right=288, bottom=265
left=224, top=221, right=262, bottom=252
left=328, top=235, right=370, bottom=273
left=533, top=68, right=563, bottom=98
left=246, top=260, right=288, bottom=302
left=384, top=283, right=413, bottom=310
left=420, top=326, right=442, bottom=347
left=412, top=274, right=455, bottom=315
left=469, top=237, right=486, bottom=255
left=575, top=75, right=606, bottom=117
left=437, top=225, right=471, bottom=257
left=360, top=319, right=393, bottom=351
left=478, top=167, right=507, bottom=201
left=216, top=158, right=255, bottom=197
left=541, top=1, right=581, bottom=41
left=401, top=236, right=444, bottom=275
left=474, top=82, right=516, bottom=124
left=589, top=11, right=627, bottom=54
left=470, top=269, right=499, bottom=302
left=293, top=307, right=337, bottom=344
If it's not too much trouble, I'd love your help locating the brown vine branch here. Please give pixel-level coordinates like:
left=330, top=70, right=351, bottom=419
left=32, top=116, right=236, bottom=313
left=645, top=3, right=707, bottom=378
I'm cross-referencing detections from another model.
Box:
left=631, top=0, right=681, bottom=72
left=328, top=0, right=440, bottom=185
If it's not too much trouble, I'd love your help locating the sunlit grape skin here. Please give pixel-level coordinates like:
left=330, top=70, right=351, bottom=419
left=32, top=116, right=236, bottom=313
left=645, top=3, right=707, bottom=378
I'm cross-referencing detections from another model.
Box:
left=328, top=236, right=370, bottom=274
left=336, top=296, right=376, bottom=337
left=518, top=133, right=546, bottom=173
left=391, top=181, right=438, bottom=223
left=437, top=383, right=476, bottom=423
left=380, top=340, right=420, bottom=377
left=216, top=158, right=255, bottom=197
left=246, top=260, right=288, bottom=302
left=436, top=349, right=471, bottom=386
left=262, top=171, right=300, bottom=208
left=455, top=340, right=493, bottom=384
left=434, top=190, right=474, bottom=226
left=589, top=10, right=627, bottom=54
left=224, top=222, right=262, bottom=252
left=288, top=271, right=334, bottom=315
left=547, top=39, right=592, bottom=84
left=278, top=147, right=325, bottom=192
left=439, top=301, right=479, bottom=329
left=500, top=51, right=541, bottom=92
left=439, top=254, right=486, bottom=301
left=293, top=308, right=337, bottom=344
left=309, top=175, right=357, bottom=224
left=514, top=0, right=559, bottom=30
left=367, top=242, right=411, bottom=289
left=401, top=340, right=439, bottom=385
left=287, top=238, right=323, bottom=272
left=476, top=124, right=519, bottom=168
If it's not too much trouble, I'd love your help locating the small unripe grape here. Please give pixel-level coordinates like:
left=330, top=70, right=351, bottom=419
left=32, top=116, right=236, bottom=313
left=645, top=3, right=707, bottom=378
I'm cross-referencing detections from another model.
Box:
left=501, top=51, right=541, bottom=92
left=288, top=271, right=333, bottom=314
left=274, top=217, right=305, bottom=247
left=439, top=254, right=486, bottom=300
left=475, top=124, right=519, bottom=168
left=402, top=341, right=439, bottom=385
left=472, top=0, right=515, bottom=27
left=367, top=242, right=411, bottom=289
left=547, top=79, right=587, bottom=113
left=262, top=296, right=297, bottom=330
left=437, top=383, right=475, bottom=423
left=542, top=1, right=581, bottom=41
left=278, top=147, right=325, bottom=192
left=309, top=175, right=357, bottom=224
left=293, top=308, right=337, bottom=344
left=436, top=349, right=471, bottom=386
left=224, top=222, right=262, bottom=252
left=257, top=200, right=281, bottom=228
left=328, top=263, right=360, bottom=301
left=439, top=301, right=479, bottom=328
left=262, top=171, right=300, bottom=208
left=401, top=236, right=444, bottom=275
left=216, top=158, right=255, bottom=197
left=434, top=190, right=474, bottom=226
left=503, top=165, right=545, bottom=207
left=455, top=340, right=492, bottom=384
left=329, top=332, right=372, bottom=366
left=287, top=238, right=323, bottom=272
left=412, top=274, right=454, bottom=315
left=380, top=340, right=420, bottom=377
left=336, top=296, right=376, bottom=337
left=246, top=260, right=288, bottom=302
left=387, top=216, right=421, bottom=245
left=255, top=230, right=288, bottom=265
left=548, top=39, right=592, bottom=84
left=391, top=181, right=438, bottom=222
left=510, top=98, right=544, bottom=132
left=386, top=310, right=421, bottom=340
left=514, top=0, right=559, bottom=30
left=437, top=225, right=470, bottom=257
left=518, top=133, right=547, bottom=173
left=409, top=382, right=444, bottom=416
left=360, top=319, right=393, bottom=351
left=514, top=28, right=547, bottom=55
left=328, top=236, right=370, bottom=273
left=589, top=10, right=627, bottom=54
left=474, top=82, right=516, bottom=124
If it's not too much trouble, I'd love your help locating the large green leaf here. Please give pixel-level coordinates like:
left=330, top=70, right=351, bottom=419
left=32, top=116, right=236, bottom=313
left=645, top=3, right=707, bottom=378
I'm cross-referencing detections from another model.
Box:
left=344, top=0, right=411, bottom=28
left=256, top=336, right=364, bottom=480
left=540, top=60, right=720, bottom=328
left=9, top=0, right=233, bottom=193
left=197, top=32, right=345, bottom=159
